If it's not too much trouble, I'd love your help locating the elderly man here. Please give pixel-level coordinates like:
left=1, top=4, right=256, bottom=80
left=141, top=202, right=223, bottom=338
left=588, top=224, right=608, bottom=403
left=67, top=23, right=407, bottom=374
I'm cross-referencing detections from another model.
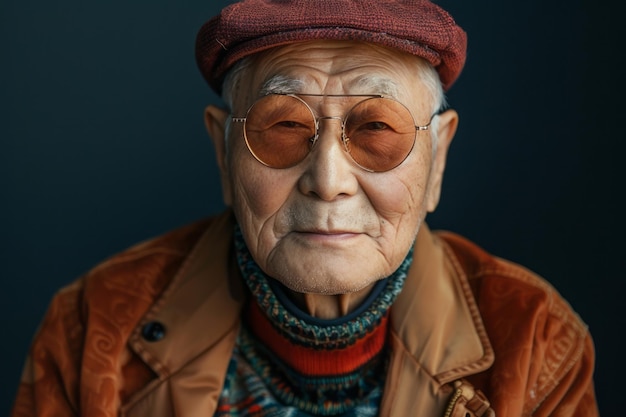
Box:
left=11, top=0, right=598, bottom=416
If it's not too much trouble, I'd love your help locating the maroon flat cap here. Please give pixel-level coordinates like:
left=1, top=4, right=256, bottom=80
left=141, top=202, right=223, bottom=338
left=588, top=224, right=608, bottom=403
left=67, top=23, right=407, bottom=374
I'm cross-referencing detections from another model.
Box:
left=195, top=0, right=467, bottom=93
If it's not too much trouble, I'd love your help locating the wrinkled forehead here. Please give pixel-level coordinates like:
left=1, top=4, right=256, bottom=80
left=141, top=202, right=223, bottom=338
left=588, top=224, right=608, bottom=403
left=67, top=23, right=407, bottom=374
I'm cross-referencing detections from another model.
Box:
left=231, top=41, right=434, bottom=110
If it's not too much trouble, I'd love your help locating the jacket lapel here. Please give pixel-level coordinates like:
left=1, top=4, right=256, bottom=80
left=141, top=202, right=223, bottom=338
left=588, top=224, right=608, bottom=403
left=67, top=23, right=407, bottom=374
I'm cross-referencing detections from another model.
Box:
left=124, top=212, right=244, bottom=416
left=381, top=223, right=494, bottom=416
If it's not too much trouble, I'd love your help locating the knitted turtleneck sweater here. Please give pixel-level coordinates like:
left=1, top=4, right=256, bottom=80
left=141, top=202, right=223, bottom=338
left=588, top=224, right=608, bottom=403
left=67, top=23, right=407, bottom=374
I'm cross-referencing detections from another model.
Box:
left=215, top=226, right=412, bottom=416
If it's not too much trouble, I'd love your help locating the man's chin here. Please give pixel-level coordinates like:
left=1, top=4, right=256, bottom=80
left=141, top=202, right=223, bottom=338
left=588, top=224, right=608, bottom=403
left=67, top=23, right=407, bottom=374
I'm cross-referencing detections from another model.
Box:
left=268, top=265, right=385, bottom=295
left=262, top=239, right=393, bottom=294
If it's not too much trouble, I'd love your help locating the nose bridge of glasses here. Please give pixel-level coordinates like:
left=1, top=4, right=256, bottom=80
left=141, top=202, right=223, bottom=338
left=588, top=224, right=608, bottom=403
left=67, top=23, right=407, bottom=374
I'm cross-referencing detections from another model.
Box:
left=311, top=115, right=348, bottom=148
left=317, top=116, right=344, bottom=122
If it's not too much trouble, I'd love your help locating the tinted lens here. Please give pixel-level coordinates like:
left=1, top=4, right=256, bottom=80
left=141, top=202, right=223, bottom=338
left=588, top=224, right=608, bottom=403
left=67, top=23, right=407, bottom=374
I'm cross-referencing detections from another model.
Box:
left=244, top=94, right=316, bottom=168
left=344, top=97, right=417, bottom=172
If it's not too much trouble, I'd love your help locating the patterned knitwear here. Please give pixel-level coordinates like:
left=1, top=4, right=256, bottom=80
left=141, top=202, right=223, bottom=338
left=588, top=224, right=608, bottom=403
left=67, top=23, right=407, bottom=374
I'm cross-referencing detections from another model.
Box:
left=215, top=225, right=413, bottom=416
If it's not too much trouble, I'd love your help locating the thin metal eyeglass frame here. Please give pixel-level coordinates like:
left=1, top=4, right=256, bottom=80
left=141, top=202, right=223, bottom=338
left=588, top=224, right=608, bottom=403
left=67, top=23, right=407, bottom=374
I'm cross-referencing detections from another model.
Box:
left=230, top=93, right=437, bottom=172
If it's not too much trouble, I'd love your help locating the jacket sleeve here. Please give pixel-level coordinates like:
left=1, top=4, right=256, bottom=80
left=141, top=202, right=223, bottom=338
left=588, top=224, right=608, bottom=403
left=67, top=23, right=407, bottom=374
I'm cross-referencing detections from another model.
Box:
left=438, top=230, right=600, bottom=416
left=11, top=217, right=212, bottom=417
left=11, top=282, right=84, bottom=417
left=531, top=332, right=599, bottom=417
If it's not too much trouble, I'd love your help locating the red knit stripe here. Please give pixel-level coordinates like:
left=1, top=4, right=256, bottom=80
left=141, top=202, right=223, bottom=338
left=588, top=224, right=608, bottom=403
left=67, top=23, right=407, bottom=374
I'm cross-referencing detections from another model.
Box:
left=216, top=394, right=257, bottom=412
left=246, top=301, right=388, bottom=376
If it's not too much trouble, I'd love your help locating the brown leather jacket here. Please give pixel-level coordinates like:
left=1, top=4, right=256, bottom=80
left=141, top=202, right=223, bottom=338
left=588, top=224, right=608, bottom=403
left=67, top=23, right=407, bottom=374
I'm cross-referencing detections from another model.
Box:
left=11, top=211, right=599, bottom=416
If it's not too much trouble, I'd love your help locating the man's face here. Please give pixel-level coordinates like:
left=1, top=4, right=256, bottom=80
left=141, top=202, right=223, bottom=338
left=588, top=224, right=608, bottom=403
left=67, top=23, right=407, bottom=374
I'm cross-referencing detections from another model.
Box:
left=206, top=41, right=457, bottom=295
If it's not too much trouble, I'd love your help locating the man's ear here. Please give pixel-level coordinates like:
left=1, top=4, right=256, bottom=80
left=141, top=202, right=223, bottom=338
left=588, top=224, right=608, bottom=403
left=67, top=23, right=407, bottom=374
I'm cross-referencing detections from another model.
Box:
left=204, top=105, right=233, bottom=206
left=425, top=109, right=459, bottom=213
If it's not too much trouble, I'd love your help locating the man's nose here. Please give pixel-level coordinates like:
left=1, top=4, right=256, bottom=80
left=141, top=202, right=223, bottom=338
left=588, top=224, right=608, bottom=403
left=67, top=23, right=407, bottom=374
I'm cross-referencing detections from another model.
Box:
left=297, top=119, right=359, bottom=201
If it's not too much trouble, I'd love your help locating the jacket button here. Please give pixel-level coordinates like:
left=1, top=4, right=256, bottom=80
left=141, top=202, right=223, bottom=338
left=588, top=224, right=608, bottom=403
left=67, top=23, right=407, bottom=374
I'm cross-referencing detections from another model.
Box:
left=142, top=321, right=166, bottom=342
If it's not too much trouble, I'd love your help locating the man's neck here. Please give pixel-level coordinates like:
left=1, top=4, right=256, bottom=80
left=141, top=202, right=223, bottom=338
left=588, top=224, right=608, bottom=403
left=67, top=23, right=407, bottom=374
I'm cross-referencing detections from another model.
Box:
left=283, top=284, right=376, bottom=319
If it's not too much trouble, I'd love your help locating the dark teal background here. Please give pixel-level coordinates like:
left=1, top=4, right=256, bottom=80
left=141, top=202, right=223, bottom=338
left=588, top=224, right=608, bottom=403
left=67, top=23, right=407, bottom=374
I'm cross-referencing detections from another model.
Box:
left=2, top=0, right=623, bottom=415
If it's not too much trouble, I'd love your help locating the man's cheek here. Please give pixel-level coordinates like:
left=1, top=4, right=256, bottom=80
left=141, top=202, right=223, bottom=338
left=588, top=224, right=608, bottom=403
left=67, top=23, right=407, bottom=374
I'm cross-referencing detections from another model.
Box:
left=371, top=183, right=422, bottom=218
left=232, top=173, right=287, bottom=223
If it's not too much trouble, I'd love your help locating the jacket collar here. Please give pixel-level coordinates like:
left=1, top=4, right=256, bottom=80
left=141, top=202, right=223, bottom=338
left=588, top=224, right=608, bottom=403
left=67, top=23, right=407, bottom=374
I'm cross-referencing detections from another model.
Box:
left=128, top=211, right=245, bottom=377
left=378, top=223, right=494, bottom=416
left=391, top=222, right=494, bottom=384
